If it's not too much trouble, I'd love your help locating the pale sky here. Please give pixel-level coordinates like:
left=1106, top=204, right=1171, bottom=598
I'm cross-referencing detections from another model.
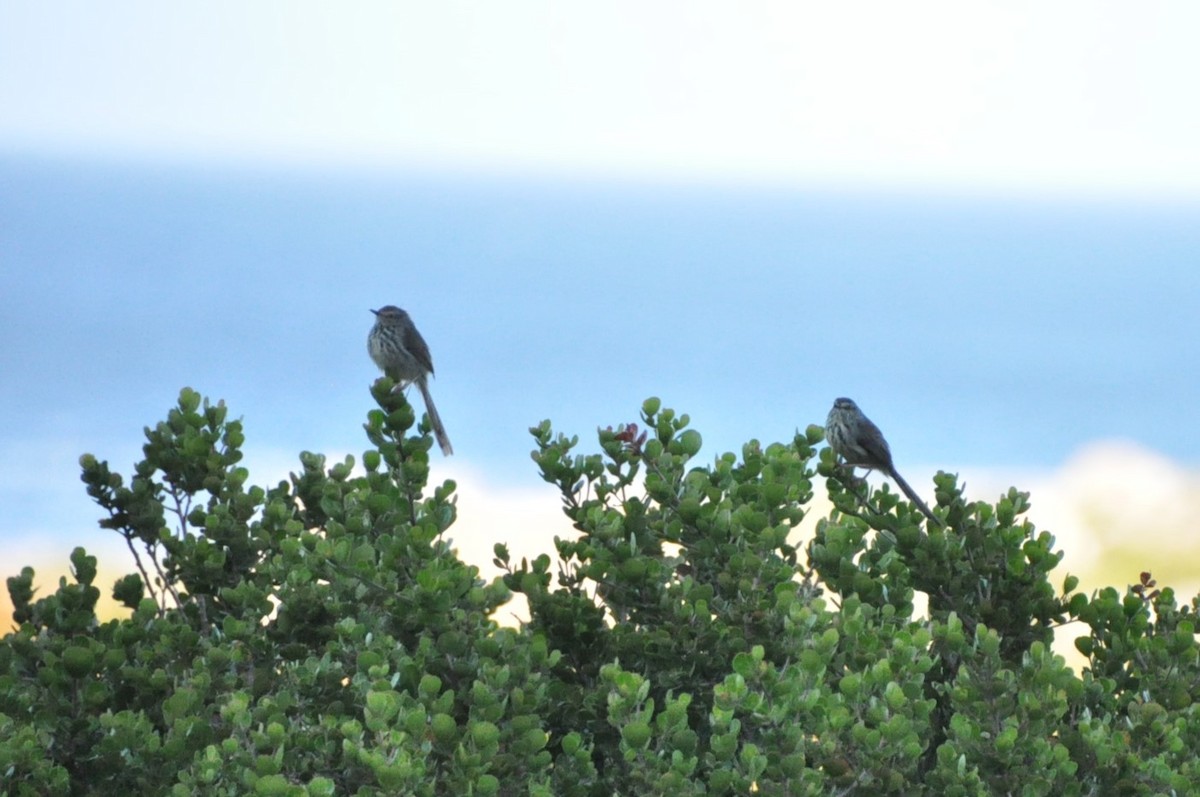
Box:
left=3, top=2, right=1199, bottom=194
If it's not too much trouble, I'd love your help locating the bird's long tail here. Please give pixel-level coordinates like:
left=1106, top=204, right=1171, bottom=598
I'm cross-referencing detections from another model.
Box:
left=417, top=378, right=453, bottom=456
left=888, top=468, right=940, bottom=525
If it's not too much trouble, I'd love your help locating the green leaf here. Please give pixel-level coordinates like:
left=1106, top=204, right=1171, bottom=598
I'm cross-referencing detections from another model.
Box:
left=621, top=721, right=652, bottom=750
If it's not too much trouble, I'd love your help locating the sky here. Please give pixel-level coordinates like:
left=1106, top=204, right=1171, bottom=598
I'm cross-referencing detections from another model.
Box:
left=4, top=2, right=1200, bottom=194
left=2, top=3, right=1199, bottom=632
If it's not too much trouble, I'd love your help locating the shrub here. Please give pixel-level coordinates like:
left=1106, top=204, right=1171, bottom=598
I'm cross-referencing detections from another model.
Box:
left=2, top=387, right=1197, bottom=795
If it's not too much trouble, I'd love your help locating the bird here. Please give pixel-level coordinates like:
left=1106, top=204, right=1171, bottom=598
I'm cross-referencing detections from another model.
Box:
left=367, top=306, right=453, bottom=455
left=825, top=397, right=937, bottom=524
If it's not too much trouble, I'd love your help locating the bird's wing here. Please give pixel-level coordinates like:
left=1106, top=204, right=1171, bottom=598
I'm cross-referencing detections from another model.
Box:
left=857, top=419, right=893, bottom=469
left=403, top=323, right=436, bottom=375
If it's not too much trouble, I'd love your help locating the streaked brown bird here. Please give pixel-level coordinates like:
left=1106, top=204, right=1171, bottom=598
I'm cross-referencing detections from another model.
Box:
left=825, top=397, right=937, bottom=524
left=367, top=306, right=453, bottom=456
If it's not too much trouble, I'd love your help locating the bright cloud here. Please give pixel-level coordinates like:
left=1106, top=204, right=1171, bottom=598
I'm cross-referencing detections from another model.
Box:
left=961, top=441, right=1200, bottom=598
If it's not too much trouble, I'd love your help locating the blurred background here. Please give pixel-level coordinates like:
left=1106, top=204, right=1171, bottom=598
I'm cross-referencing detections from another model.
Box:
left=3, top=3, right=1199, bottom=633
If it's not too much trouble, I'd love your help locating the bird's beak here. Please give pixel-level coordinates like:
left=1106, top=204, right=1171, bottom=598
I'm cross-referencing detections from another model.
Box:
left=370, top=308, right=379, bottom=315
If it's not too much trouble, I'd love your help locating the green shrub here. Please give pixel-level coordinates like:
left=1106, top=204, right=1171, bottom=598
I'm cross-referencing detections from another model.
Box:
left=2, top=387, right=1197, bottom=795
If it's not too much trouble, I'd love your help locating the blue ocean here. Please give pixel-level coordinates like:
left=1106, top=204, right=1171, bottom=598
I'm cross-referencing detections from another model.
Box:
left=2, top=154, right=1197, bottom=547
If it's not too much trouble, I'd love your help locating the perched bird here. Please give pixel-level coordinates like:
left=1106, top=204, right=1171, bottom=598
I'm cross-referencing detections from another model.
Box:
left=367, top=306, right=453, bottom=455
left=825, top=397, right=937, bottom=524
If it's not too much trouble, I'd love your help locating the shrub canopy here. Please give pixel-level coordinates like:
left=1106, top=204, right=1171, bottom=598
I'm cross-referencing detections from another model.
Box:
left=2, top=386, right=1198, bottom=795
